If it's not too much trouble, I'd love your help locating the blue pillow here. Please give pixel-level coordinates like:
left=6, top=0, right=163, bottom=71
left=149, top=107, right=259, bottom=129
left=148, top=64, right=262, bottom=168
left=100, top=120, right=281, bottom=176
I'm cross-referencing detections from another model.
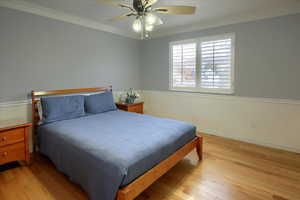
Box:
left=85, top=91, right=117, bottom=114
left=41, top=95, right=85, bottom=124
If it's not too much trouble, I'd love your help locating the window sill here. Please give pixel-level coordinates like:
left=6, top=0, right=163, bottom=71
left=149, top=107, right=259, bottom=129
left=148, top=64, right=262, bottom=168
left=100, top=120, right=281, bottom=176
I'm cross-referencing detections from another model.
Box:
left=169, top=87, right=235, bottom=95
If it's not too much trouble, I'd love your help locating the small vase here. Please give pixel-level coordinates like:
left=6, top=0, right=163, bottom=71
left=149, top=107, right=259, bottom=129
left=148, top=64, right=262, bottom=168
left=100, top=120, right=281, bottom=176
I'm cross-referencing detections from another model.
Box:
left=126, top=98, right=135, bottom=104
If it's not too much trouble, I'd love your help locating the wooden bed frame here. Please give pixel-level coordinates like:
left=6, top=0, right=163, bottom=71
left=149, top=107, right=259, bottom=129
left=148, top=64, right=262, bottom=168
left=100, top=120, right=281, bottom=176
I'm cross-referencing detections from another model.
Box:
left=31, top=86, right=203, bottom=200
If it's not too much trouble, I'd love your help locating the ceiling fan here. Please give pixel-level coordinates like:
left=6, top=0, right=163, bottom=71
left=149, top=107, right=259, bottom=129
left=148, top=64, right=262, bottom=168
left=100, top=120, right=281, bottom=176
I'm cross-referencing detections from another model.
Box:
left=97, top=0, right=196, bottom=39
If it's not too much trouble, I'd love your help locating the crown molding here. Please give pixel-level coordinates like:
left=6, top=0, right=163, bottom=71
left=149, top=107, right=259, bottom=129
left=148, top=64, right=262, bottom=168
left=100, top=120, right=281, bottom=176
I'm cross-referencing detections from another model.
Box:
left=0, top=0, right=138, bottom=39
left=1, top=0, right=300, bottom=40
left=152, top=7, right=300, bottom=38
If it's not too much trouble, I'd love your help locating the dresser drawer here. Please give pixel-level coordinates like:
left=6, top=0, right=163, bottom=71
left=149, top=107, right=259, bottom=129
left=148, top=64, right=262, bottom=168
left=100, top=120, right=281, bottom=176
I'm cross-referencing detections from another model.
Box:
left=0, top=128, right=24, bottom=147
left=0, top=142, right=25, bottom=165
left=128, top=105, right=143, bottom=114
left=116, top=102, right=144, bottom=114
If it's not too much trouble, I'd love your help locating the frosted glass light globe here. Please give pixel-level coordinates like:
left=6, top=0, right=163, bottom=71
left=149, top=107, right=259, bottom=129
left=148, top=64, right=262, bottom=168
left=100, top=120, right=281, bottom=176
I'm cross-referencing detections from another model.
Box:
left=145, top=24, right=154, bottom=32
left=132, top=18, right=142, bottom=33
left=145, top=13, right=157, bottom=25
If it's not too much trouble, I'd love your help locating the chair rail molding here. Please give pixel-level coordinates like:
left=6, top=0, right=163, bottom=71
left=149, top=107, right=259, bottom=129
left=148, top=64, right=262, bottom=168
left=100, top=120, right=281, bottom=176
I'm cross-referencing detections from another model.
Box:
left=142, top=90, right=300, bottom=105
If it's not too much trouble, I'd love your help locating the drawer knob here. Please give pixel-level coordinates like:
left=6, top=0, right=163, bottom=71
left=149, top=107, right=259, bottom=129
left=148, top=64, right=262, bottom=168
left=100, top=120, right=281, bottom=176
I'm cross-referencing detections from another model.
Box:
left=1, top=137, right=7, bottom=141
left=1, top=152, right=8, bottom=157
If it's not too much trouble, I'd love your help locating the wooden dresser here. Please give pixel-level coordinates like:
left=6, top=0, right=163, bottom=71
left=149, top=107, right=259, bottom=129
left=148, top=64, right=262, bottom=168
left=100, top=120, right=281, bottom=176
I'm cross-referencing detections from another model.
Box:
left=0, top=122, right=31, bottom=165
left=116, top=102, right=144, bottom=114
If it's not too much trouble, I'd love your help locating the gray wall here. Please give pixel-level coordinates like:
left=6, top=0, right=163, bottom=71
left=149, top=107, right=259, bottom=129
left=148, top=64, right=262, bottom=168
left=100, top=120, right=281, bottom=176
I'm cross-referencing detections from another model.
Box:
left=141, top=14, right=300, bottom=100
left=0, top=7, right=141, bottom=102
left=1, top=7, right=300, bottom=102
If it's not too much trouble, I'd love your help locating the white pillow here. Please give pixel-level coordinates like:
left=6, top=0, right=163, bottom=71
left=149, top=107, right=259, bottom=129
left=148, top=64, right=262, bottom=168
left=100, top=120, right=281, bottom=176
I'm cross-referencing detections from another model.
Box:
left=36, top=100, right=43, bottom=124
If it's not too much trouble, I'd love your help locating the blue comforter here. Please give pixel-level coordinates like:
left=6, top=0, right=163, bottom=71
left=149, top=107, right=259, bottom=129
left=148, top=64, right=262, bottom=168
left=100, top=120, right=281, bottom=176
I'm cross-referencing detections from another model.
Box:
left=38, top=110, right=196, bottom=200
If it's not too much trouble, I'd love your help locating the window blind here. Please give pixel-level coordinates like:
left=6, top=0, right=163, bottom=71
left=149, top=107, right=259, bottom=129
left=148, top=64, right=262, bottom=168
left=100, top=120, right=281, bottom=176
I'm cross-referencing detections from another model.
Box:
left=172, top=43, right=197, bottom=87
left=169, top=34, right=234, bottom=94
left=200, top=38, right=232, bottom=89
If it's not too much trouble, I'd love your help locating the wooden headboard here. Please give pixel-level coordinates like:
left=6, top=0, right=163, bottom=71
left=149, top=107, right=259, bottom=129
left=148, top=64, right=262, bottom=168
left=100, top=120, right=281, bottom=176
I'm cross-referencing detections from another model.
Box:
left=31, top=86, right=112, bottom=151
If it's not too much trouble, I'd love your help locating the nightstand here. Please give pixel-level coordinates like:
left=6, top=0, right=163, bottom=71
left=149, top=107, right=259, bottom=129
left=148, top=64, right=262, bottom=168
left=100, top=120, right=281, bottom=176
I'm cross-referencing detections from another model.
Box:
left=0, top=122, right=31, bottom=165
left=116, top=102, right=144, bottom=114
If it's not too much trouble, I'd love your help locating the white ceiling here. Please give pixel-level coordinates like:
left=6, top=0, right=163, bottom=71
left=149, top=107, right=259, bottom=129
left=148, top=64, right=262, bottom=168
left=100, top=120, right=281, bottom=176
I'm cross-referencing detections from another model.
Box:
left=6, top=0, right=300, bottom=38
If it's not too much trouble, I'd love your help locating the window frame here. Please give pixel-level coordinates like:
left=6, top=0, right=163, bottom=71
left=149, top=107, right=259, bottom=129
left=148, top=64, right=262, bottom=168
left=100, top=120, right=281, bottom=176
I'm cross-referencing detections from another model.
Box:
left=169, top=33, right=235, bottom=94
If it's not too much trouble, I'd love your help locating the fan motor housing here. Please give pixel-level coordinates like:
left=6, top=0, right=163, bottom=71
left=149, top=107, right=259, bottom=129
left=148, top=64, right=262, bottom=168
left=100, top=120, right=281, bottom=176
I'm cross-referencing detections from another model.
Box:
left=133, top=0, right=144, bottom=13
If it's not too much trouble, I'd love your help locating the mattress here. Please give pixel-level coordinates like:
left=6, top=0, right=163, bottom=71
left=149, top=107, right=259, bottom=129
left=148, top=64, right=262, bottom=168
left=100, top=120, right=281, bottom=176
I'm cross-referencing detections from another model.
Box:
left=38, top=110, right=196, bottom=200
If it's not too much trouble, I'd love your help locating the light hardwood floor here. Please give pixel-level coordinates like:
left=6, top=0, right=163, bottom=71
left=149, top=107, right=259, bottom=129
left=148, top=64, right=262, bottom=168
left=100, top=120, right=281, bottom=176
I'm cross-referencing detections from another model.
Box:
left=1, top=133, right=300, bottom=200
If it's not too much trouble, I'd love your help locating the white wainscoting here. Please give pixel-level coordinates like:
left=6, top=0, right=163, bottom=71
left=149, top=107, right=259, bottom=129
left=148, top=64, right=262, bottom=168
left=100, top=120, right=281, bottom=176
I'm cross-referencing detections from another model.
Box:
left=0, top=100, right=31, bottom=122
left=141, top=90, right=300, bottom=153
left=1, top=90, right=300, bottom=153
left=0, top=100, right=33, bottom=151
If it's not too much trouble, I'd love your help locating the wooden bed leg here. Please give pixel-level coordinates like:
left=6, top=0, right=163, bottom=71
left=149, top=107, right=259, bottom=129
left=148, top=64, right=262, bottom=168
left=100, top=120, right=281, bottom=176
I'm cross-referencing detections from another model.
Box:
left=196, top=136, right=203, bottom=161
left=116, top=191, right=125, bottom=200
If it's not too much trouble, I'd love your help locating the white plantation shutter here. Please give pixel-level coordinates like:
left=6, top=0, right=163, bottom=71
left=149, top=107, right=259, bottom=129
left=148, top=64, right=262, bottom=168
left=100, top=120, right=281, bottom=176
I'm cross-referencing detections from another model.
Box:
left=170, top=34, right=234, bottom=94
left=171, top=43, right=197, bottom=87
left=200, top=38, right=233, bottom=89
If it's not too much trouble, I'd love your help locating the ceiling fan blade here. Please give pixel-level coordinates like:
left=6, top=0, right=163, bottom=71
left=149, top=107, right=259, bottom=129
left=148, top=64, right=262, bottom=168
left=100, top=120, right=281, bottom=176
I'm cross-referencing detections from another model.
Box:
left=154, top=6, right=196, bottom=15
left=142, top=0, right=158, bottom=7
left=97, top=0, right=134, bottom=11
left=109, top=12, right=135, bottom=22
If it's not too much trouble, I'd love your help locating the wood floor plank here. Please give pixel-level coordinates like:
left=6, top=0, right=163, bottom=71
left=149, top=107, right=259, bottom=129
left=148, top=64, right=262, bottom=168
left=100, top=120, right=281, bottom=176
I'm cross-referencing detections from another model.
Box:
left=0, top=133, right=299, bottom=200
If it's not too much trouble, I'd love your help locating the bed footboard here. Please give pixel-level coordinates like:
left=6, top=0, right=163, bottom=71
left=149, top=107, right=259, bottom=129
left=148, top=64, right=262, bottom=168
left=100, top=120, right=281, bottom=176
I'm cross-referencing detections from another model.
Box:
left=116, top=136, right=203, bottom=200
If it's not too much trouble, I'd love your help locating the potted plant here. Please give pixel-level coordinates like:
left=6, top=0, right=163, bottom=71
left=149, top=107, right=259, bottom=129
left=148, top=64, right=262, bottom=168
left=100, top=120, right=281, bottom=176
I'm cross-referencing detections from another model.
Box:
left=123, top=88, right=140, bottom=104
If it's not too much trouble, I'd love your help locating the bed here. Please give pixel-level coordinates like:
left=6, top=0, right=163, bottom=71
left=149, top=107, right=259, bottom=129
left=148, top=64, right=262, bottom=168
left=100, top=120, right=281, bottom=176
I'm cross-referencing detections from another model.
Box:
left=31, top=86, right=203, bottom=200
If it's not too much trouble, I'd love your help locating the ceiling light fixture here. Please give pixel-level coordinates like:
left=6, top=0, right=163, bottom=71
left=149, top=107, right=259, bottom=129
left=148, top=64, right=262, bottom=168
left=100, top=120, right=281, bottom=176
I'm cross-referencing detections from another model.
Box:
left=145, top=13, right=158, bottom=25
left=98, top=0, right=196, bottom=39
left=132, top=18, right=142, bottom=33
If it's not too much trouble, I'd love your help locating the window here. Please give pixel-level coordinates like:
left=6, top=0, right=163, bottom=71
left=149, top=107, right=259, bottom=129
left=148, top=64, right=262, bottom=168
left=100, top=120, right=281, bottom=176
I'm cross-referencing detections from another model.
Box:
left=171, top=42, right=197, bottom=88
left=169, top=34, right=235, bottom=94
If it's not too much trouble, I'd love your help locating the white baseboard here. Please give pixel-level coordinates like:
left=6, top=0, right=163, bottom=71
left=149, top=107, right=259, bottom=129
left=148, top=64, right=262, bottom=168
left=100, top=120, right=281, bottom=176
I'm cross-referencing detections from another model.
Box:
left=199, top=129, right=300, bottom=154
